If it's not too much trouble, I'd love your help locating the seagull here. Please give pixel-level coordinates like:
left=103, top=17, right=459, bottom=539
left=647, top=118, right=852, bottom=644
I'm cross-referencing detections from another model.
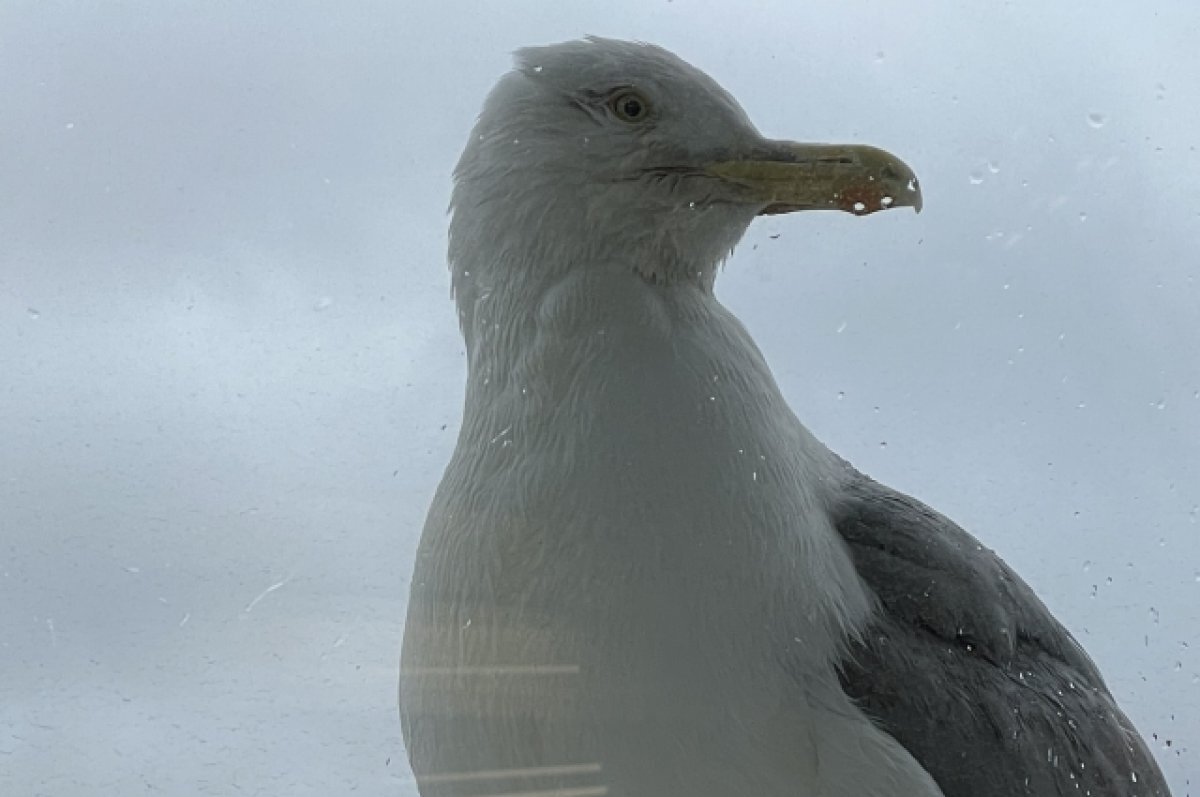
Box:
left=400, top=37, right=1171, bottom=797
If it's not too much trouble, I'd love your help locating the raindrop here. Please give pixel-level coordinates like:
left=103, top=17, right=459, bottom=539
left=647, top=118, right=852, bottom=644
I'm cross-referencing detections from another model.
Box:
left=64, top=122, right=75, bottom=130
left=880, top=195, right=894, bottom=207
left=533, top=65, right=544, bottom=73
left=1076, top=402, right=1087, bottom=409
left=836, top=391, right=845, bottom=401
left=874, top=51, right=885, bottom=63
left=1082, top=560, right=1092, bottom=572
left=312, top=296, right=333, bottom=311
left=987, top=161, right=1000, bottom=173
left=1152, top=398, right=1166, bottom=410
left=27, top=307, right=40, bottom=320
left=836, top=321, right=847, bottom=333
left=1154, top=82, right=1165, bottom=100
left=1079, top=212, right=1088, bottom=222
left=969, top=171, right=985, bottom=185
left=1086, top=112, right=1107, bottom=129
left=852, top=201, right=866, bottom=213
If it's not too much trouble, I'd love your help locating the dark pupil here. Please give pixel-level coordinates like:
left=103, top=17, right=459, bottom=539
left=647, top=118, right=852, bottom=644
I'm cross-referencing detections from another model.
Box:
left=621, top=97, right=643, bottom=117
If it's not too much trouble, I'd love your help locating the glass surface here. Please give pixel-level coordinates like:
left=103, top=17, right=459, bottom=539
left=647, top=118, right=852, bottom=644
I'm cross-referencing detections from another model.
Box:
left=2, top=2, right=1196, bottom=794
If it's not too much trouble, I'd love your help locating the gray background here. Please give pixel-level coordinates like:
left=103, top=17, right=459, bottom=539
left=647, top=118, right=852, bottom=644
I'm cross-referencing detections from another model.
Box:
left=1, top=1, right=1196, bottom=794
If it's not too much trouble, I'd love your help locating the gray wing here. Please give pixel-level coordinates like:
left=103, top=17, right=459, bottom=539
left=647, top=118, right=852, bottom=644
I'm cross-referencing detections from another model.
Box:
left=829, top=468, right=1171, bottom=797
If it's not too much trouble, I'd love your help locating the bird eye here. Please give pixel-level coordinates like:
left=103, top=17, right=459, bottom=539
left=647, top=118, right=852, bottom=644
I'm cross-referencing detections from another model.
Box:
left=608, top=89, right=651, bottom=123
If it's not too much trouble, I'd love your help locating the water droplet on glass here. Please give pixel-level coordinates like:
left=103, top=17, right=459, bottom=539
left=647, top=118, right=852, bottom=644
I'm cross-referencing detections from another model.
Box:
left=969, top=171, right=984, bottom=185
left=836, top=391, right=845, bottom=401
left=27, top=307, right=40, bottom=319
left=880, top=195, right=894, bottom=206
left=1086, top=112, right=1107, bottom=129
left=1154, top=82, right=1165, bottom=100
left=1079, top=212, right=1088, bottom=222
left=64, top=122, right=75, bottom=130
left=1152, top=398, right=1166, bottom=410
left=874, top=51, right=885, bottom=63
left=1082, top=560, right=1092, bottom=572
left=987, top=161, right=1000, bottom=174
left=313, top=296, right=333, bottom=311
left=852, top=201, right=866, bottom=213
left=836, top=321, right=847, bottom=333
left=533, top=65, right=544, bottom=73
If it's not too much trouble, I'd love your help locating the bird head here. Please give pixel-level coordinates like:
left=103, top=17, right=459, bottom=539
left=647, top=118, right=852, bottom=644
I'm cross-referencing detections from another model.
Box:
left=450, top=37, right=920, bottom=296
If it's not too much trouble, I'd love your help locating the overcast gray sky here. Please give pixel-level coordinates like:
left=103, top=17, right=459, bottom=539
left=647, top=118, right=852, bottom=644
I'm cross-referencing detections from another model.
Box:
left=2, top=1, right=1197, bottom=794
